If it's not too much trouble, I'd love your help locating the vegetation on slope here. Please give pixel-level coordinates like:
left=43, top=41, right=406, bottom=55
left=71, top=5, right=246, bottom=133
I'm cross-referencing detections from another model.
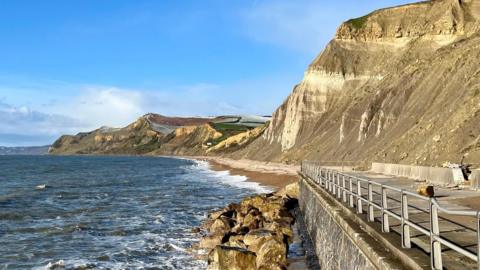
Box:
left=207, top=123, right=254, bottom=146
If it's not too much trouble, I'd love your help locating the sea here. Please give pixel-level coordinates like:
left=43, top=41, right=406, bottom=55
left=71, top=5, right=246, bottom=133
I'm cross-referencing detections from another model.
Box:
left=0, top=155, right=272, bottom=270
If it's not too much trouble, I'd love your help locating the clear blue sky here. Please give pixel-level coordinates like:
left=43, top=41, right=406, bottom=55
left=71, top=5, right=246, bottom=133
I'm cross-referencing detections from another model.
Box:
left=0, top=0, right=416, bottom=146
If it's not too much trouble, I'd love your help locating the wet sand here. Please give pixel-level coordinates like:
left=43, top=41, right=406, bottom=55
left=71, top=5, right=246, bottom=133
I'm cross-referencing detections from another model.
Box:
left=193, top=156, right=299, bottom=190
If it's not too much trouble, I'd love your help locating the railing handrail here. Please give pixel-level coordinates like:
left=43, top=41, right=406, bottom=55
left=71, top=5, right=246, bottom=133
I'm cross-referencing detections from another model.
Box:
left=300, top=160, right=480, bottom=270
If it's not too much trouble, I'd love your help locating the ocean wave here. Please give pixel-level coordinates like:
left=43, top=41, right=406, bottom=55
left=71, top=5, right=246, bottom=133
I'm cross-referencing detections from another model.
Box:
left=1, top=156, right=255, bottom=269
left=190, top=159, right=273, bottom=193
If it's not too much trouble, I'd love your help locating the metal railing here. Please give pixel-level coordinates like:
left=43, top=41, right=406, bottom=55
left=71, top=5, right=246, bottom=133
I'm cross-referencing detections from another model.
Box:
left=301, top=161, right=480, bottom=270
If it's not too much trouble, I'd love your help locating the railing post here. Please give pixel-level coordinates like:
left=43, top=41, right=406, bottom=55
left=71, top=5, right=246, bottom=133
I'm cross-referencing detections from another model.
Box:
left=332, top=172, right=336, bottom=195
left=367, top=182, right=374, bottom=222
left=401, top=192, right=411, bottom=248
left=381, top=186, right=390, bottom=232
left=349, top=177, right=354, bottom=208
left=327, top=171, right=331, bottom=192
left=317, top=168, right=321, bottom=185
left=342, top=175, right=347, bottom=203
left=357, top=179, right=363, bottom=214
left=337, top=174, right=341, bottom=199
left=430, top=200, right=443, bottom=270
left=477, top=211, right=480, bottom=270
left=320, top=168, right=324, bottom=186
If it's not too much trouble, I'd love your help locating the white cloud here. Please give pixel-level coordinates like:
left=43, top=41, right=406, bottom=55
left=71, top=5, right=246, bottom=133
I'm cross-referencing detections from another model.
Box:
left=0, top=87, right=149, bottom=146
left=0, top=73, right=299, bottom=146
left=0, top=102, right=80, bottom=134
left=61, top=87, right=147, bottom=129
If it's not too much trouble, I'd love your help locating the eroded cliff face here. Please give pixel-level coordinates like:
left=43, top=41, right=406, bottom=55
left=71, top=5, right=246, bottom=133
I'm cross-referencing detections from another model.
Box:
left=49, top=114, right=269, bottom=156
left=233, top=0, right=480, bottom=166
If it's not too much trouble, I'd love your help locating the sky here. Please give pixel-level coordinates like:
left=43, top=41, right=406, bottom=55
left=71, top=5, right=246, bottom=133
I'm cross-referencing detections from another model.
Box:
left=0, top=0, right=416, bottom=146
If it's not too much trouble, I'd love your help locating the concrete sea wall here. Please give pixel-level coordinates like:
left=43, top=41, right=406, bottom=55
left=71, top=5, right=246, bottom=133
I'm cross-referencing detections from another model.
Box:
left=371, top=162, right=461, bottom=186
left=299, top=175, right=429, bottom=270
left=299, top=179, right=398, bottom=270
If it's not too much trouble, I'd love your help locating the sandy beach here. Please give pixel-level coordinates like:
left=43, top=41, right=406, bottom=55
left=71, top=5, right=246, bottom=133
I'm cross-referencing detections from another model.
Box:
left=192, top=156, right=300, bottom=190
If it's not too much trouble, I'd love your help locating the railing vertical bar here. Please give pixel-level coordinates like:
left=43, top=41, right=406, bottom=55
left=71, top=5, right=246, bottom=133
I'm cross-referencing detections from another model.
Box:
left=326, top=171, right=330, bottom=191
left=381, top=186, right=390, bottom=233
left=342, top=175, right=347, bottom=203
left=332, top=172, right=336, bottom=196
left=430, top=200, right=443, bottom=270
left=337, top=173, right=342, bottom=199
left=477, top=211, right=480, bottom=270
left=357, top=179, right=363, bottom=214
left=401, top=192, right=411, bottom=248
left=367, top=182, right=374, bottom=222
left=349, top=177, right=354, bottom=208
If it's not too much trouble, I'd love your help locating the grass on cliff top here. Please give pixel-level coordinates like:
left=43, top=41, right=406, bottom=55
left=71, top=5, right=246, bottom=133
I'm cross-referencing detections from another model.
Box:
left=347, top=15, right=369, bottom=29
left=346, top=1, right=429, bottom=29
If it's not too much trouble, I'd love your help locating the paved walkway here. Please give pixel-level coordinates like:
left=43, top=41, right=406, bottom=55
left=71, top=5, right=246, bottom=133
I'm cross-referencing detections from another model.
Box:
left=320, top=166, right=480, bottom=269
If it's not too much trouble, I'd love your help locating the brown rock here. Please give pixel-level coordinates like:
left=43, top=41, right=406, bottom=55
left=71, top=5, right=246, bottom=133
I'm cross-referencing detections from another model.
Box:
left=210, top=216, right=234, bottom=234
left=257, top=202, right=283, bottom=215
left=199, top=234, right=224, bottom=249
left=207, top=245, right=256, bottom=270
left=256, top=238, right=287, bottom=267
left=230, top=224, right=250, bottom=235
left=276, top=183, right=299, bottom=199
left=261, top=205, right=294, bottom=223
left=228, top=234, right=245, bottom=242
left=242, top=209, right=263, bottom=230
left=417, top=185, right=434, bottom=197
left=257, top=262, right=287, bottom=270
left=264, top=222, right=293, bottom=243
left=222, top=234, right=246, bottom=249
left=241, top=195, right=268, bottom=210
left=209, top=209, right=225, bottom=220
left=243, top=229, right=283, bottom=253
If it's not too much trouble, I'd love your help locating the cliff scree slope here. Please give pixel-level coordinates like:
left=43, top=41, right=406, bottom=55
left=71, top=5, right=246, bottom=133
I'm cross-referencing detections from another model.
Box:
left=231, top=0, right=480, bottom=166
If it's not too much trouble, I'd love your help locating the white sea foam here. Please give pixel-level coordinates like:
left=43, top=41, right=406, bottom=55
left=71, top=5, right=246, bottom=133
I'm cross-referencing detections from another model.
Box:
left=191, top=159, right=273, bottom=193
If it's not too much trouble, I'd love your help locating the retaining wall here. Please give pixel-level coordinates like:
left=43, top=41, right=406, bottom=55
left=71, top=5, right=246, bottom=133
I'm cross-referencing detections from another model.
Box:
left=298, top=175, right=428, bottom=269
left=370, top=163, right=461, bottom=186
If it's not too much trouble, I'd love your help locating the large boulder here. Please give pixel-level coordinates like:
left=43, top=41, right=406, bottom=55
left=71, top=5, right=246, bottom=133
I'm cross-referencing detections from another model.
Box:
left=230, top=224, right=250, bottom=235
left=207, top=245, right=257, bottom=270
left=209, top=209, right=226, bottom=220
left=242, top=208, right=264, bottom=230
left=241, top=195, right=269, bottom=210
left=243, top=229, right=283, bottom=253
left=199, top=234, right=224, bottom=249
left=277, top=182, right=299, bottom=199
left=257, top=263, right=287, bottom=270
left=224, top=234, right=247, bottom=249
left=210, top=216, right=234, bottom=234
left=256, top=238, right=287, bottom=268
left=201, top=186, right=297, bottom=270
left=264, top=221, right=293, bottom=244
left=260, top=204, right=294, bottom=224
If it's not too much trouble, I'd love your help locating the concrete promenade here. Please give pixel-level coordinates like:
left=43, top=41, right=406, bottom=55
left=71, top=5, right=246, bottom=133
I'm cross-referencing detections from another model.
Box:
left=322, top=166, right=480, bottom=269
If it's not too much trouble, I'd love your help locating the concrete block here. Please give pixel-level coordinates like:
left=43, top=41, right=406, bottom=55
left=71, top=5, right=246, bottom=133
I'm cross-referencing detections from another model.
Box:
left=371, top=163, right=456, bottom=186
left=470, top=170, right=480, bottom=189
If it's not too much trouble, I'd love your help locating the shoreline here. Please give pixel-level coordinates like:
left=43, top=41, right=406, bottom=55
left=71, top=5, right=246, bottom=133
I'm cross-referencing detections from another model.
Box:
left=191, top=156, right=300, bottom=191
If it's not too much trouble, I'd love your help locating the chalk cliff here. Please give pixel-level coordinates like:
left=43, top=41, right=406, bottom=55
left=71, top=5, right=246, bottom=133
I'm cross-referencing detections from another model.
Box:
left=232, top=0, right=480, bottom=166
